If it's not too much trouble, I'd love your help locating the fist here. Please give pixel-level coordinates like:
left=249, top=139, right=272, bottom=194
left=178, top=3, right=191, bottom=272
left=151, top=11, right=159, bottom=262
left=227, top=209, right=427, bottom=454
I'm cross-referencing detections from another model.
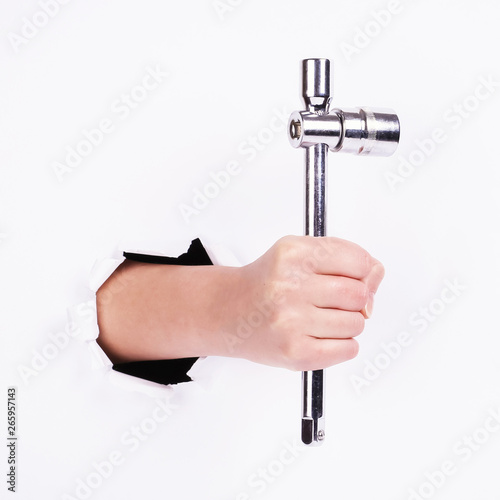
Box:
left=224, top=236, right=385, bottom=371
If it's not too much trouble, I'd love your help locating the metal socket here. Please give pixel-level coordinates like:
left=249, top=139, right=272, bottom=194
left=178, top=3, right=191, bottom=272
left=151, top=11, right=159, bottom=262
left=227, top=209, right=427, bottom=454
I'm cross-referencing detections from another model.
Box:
left=302, top=58, right=332, bottom=114
left=333, top=107, right=400, bottom=157
left=288, top=107, right=400, bottom=157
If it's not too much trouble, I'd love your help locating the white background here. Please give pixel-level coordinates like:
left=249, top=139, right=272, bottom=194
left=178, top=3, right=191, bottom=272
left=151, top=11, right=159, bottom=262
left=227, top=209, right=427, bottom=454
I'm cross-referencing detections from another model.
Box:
left=2, top=0, right=500, bottom=499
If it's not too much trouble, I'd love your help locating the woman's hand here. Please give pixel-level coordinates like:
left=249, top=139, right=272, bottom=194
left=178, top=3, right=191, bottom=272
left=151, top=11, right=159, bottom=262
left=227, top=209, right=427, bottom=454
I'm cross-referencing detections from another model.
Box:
left=219, top=236, right=385, bottom=370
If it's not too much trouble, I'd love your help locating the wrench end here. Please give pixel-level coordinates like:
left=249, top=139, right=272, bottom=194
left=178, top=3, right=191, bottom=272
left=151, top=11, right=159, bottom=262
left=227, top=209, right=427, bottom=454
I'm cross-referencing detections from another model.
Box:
left=301, top=417, right=325, bottom=446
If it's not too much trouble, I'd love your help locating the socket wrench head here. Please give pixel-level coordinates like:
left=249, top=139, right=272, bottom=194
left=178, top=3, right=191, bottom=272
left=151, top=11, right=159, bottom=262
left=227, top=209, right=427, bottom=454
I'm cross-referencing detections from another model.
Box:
left=288, top=110, right=342, bottom=150
left=288, top=107, right=400, bottom=156
left=332, top=107, right=400, bottom=157
left=302, top=58, right=332, bottom=114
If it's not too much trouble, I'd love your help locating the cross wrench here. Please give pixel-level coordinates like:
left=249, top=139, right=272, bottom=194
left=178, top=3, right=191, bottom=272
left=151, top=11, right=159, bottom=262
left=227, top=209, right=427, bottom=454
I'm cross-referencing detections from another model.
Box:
left=288, top=58, right=400, bottom=446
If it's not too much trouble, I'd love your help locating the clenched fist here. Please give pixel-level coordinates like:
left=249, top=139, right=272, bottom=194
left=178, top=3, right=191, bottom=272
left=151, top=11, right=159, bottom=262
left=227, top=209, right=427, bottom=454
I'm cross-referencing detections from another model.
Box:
left=219, top=236, right=385, bottom=370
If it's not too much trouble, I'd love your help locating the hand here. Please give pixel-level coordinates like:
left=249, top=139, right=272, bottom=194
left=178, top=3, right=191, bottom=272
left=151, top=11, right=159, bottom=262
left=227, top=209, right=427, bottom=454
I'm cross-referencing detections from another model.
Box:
left=221, top=236, right=385, bottom=371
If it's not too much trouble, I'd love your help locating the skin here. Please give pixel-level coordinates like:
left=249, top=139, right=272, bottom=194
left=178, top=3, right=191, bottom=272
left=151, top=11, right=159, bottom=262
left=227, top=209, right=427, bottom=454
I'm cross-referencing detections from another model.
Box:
left=96, top=236, right=385, bottom=371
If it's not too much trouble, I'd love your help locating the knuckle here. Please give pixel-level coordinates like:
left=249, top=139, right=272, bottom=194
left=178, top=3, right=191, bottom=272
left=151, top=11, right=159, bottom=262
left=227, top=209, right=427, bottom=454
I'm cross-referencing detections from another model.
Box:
left=345, top=281, right=369, bottom=309
left=270, top=237, right=299, bottom=275
left=322, top=238, right=342, bottom=262
left=371, top=260, right=386, bottom=282
left=274, top=235, right=300, bottom=259
left=350, top=313, right=366, bottom=337
left=359, top=249, right=373, bottom=277
left=344, top=339, right=360, bottom=360
left=271, top=236, right=311, bottom=283
left=357, top=283, right=370, bottom=307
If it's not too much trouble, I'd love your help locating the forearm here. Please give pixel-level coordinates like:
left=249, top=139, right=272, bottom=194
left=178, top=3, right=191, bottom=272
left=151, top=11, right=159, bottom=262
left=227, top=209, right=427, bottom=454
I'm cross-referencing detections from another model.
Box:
left=96, top=260, right=244, bottom=364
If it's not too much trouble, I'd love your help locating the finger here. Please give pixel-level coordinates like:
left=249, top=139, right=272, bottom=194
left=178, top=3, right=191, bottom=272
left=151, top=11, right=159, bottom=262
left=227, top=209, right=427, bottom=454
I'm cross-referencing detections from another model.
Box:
left=306, top=275, right=369, bottom=311
left=360, top=300, right=373, bottom=319
left=363, top=259, right=385, bottom=293
left=302, top=236, right=376, bottom=280
left=303, top=307, right=365, bottom=339
left=293, top=337, right=359, bottom=371
left=360, top=259, right=385, bottom=318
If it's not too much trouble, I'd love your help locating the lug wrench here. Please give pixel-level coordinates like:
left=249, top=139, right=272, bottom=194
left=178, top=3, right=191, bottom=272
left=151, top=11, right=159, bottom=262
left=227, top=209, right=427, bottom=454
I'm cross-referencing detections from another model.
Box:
left=288, top=58, right=400, bottom=446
